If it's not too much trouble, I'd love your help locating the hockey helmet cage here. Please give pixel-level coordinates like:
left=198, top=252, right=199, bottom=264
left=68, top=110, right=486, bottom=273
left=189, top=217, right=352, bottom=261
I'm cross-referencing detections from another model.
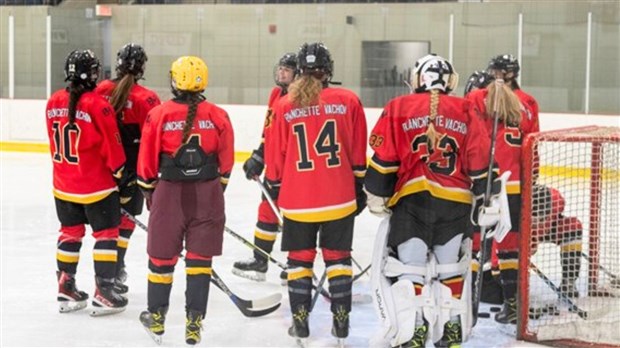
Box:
left=411, top=54, right=458, bottom=93
left=488, top=54, right=520, bottom=79
left=116, top=43, right=148, bottom=80
left=170, top=56, right=208, bottom=93
left=297, top=42, right=334, bottom=79
left=64, top=49, right=101, bottom=89
left=464, top=70, right=494, bottom=96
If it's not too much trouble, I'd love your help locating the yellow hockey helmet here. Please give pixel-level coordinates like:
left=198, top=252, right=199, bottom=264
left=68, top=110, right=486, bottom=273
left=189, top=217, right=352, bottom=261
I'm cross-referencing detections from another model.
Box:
left=170, top=56, right=208, bottom=93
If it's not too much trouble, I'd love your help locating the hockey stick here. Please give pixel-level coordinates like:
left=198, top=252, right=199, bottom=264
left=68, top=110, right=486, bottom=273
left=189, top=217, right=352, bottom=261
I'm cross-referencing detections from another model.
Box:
left=211, top=270, right=282, bottom=317
left=581, top=252, right=620, bottom=282
left=225, top=226, right=288, bottom=270
left=121, top=209, right=282, bottom=317
left=310, top=271, right=328, bottom=312
left=472, top=78, right=504, bottom=327
left=530, top=262, right=610, bottom=320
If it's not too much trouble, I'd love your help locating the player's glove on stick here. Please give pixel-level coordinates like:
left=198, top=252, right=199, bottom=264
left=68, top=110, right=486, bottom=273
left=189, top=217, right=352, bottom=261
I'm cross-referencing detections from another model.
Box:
left=243, top=150, right=264, bottom=180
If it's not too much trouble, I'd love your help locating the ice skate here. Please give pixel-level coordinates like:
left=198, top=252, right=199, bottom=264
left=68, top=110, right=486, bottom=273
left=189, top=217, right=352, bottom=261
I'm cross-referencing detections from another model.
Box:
left=232, top=257, right=267, bottom=282
left=331, top=306, right=349, bottom=348
left=185, top=309, right=203, bottom=345
left=280, top=270, right=288, bottom=286
left=57, top=271, right=88, bottom=313
left=495, top=298, right=517, bottom=324
left=140, top=307, right=167, bottom=345
left=90, top=276, right=128, bottom=316
left=435, top=321, right=462, bottom=348
left=288, top=305, right=309, bottom=348
left=113, top=277, right=129, bottom=295
left=400, top=323, right=428, bottom=348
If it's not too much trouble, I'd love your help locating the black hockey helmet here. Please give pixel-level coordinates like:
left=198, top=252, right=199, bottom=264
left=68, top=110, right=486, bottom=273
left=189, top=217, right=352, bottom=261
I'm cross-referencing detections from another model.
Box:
left=278, top=52, right=298, bottom=71
left=274, top=52, right=299, bottom=88
left=116, top=43, right=148, bottom=80
left=64, top=49, right=101, bottom=90
left=297, top=42, right=334, bottom=80
left=464, top=70, right=494, bottom=96
left=487, top=54, right=520, bottom=80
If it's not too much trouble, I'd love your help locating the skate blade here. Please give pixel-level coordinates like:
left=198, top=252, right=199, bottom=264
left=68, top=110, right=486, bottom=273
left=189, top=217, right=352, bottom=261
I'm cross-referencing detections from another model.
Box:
left=231, top=268, right=266, bottom=282
left=89, top=305, right=126, bottom=317
left=295, top=338, right=308, bottom=348
left=58, top=300, right=87, bottom=313
left=141, top=326, right=163, bottom=345
left=336, top=338, right=345, bottom=348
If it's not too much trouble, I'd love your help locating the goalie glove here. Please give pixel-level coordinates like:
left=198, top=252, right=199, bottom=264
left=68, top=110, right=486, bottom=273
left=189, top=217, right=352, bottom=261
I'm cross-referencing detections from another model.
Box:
left=365, top=188, right=391, bottom=218
left=472, top=171, right=512, bottom=243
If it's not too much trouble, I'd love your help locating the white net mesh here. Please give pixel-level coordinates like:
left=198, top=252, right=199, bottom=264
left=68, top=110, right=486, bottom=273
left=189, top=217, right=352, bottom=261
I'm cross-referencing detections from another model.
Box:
left=522, top=126, right=620, bottom=346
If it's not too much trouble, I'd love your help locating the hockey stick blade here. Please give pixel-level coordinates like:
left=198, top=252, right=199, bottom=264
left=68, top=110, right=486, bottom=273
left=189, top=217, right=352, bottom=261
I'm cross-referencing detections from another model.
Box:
left=211, top=271, right=281, bottom=317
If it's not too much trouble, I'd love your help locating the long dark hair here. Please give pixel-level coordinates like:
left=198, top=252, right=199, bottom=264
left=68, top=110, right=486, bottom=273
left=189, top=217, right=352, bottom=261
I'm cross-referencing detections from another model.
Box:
left=109, top=74, right=136, bottom=121
left=180, top=93, right=206, bottom=143
left=67, top=82, right=87, bottom=125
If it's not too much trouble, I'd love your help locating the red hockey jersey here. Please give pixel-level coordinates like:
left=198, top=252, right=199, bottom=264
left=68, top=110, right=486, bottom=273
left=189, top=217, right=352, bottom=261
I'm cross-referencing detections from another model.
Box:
left=365, top=93, right=493, bottom=206
left=265, top=87, right=368, bottom=222
left=137, top=99, right=234, bottom=189
left=46, top=89, right=126, bottom=204
left=95, top=80, right=161, bottom=132
left=257, top=87, right=287, bottom=153
left=467, top=88, right=540, bottom=194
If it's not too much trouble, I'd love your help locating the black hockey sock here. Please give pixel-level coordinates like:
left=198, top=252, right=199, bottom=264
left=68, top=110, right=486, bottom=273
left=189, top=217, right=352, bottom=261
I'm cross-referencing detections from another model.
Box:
left=253, top=222, right=279, bottom=262
left=185, top=257, right=212, bottom=316
left=57, top=241, right=82, bottom=274
left=147, top=260, right=175, bottom=313
left=561, top=250, right=581, bottom=282
left=498, top=250, right=519, bottom=301
left=325, top=257, right=352, bottom=313
left=287, top=259, right=313, bottom=313
left=93, top=239, right=118, bottom=279
left=116, top=228, right=133, bottom=275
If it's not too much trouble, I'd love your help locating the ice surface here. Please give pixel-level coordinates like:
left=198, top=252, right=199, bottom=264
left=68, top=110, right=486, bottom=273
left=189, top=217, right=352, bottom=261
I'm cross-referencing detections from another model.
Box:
left=0, top=152, right=542, bottom=347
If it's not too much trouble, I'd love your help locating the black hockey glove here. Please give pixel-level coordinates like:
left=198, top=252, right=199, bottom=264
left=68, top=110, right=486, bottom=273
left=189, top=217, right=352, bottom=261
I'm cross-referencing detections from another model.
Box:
left=140, top=187, right=154, bottom=211
left=243, top=150, right=265, bottom=180
left=355, top=178, right=367, bottom=216
left=264, top=178, right=281, bottom=201
left=116, top=170, right=137, bottom=205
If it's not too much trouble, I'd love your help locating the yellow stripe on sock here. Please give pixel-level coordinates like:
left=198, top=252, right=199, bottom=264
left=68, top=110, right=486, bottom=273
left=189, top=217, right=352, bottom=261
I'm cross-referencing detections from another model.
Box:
left=186, top=267, right=212, bottom=276
left=148, top=273, right=173, bottom=284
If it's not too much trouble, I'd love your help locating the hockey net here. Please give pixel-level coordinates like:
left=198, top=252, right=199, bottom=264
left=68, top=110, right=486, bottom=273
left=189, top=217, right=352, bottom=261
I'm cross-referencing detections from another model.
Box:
left=519, top=126, right=620, bottom=348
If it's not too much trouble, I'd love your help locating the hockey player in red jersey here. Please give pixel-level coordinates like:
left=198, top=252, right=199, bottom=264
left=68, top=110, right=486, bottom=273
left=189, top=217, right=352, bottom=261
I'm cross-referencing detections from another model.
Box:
left=264, top=42, right=367, bottom=345
left=46, top=49, right=128, bottom=316
left=365, top=54, right=509, bottom=348
left=95, top=43, right=161, bottom=295
left=531, top=186, right=583, bottom=298
left=466, top=54, right=540, bottom=325
left=137, top=56, right=234, bottom=345
left=232, top=52, right=298, bottom=282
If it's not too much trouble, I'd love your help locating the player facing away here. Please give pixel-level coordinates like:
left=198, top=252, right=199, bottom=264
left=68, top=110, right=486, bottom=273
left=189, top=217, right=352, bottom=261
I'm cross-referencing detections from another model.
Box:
left=264, top=42, right=368, bottom=346
left=95, top=43, right=161, bottom=295
left=46, top=49, right=129, bottom=316
left=232, top=52, right=298, bottom=282
left=137, top=56, right=234, bottom=345
left=466, top=54, right=540, bottom=325
left=365, top=54, right=509, bottom=348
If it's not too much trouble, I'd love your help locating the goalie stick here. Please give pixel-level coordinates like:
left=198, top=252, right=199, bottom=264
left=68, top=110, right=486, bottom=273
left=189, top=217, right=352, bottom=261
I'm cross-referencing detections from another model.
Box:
left=121, top=209, right=282, bottom=318
left=472, top=78, right=504, bottom=327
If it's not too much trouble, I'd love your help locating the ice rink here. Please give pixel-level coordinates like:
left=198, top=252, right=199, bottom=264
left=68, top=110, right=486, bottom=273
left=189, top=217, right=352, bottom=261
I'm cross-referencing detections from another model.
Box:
left=0, top=151, right=542, bottom=347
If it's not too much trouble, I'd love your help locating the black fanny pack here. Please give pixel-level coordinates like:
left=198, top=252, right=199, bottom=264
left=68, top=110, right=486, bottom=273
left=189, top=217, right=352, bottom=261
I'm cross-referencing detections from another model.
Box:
left=159, top=140, right=219, bottom=182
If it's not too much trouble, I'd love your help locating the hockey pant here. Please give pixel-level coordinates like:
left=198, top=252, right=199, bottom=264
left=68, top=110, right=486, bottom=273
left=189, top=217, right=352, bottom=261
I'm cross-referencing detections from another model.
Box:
left=370, top=218, right=472, bottom=347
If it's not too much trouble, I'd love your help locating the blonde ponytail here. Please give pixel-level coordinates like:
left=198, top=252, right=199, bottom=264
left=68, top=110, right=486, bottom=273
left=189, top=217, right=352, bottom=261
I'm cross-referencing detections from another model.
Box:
left=485, top=81, right=522, bottom=127
left=425, top=90, right=442, bottom=149
left=288, top=75, right=322, bottom=108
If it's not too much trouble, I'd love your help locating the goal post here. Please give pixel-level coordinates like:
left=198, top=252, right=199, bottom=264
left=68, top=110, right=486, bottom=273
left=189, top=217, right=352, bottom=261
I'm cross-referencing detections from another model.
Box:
left=518, top=126, right=620, bottom=347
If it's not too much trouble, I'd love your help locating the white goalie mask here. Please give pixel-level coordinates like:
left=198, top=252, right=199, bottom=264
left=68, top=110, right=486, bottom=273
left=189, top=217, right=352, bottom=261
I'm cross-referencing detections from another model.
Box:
left=411, top=54, right=459, bottom=93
